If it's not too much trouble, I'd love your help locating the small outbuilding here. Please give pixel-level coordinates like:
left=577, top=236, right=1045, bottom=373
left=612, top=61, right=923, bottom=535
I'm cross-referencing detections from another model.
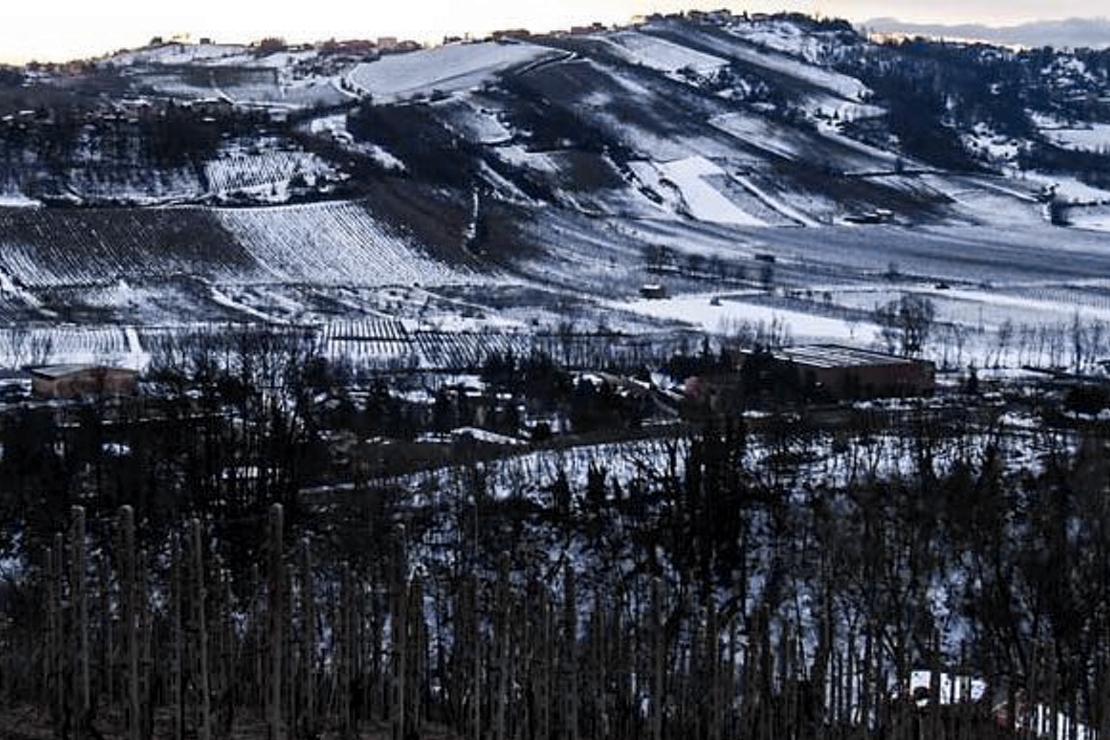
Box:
left=30, top=365, right=139, bottom=400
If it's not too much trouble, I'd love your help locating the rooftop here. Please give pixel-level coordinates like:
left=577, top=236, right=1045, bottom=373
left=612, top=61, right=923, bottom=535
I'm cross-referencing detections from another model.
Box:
left=773, top=344, right=919, bottom=369
left=30, top=364, right=138, bottom=379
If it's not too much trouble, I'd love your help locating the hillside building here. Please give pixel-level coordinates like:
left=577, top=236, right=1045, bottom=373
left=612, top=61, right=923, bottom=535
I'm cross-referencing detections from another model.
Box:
left=30, top=365, right=139, bottom=400
left=684, top=344, right=935, bottom=416
left=767, top=344, right=935, bottom=401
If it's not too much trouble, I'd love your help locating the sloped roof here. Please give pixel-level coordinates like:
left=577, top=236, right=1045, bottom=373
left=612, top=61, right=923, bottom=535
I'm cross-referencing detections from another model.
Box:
left=30, top=364, right=138, bottom=380
left=774, top=344, right=920, bottom=369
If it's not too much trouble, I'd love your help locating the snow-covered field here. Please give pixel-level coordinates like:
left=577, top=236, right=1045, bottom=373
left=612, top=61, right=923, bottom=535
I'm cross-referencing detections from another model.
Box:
left=655, top=156, right=766, bottom=226
left=5, top=187, right=1110, bottom=375
left=204, top=147, right=338, bottom=200
left=106, top=42, right=248, bottom=67
left=1068, top=204, right=1110, bottom=233
left=724, top=18, right=852, bottom=64
left=709, top=111, right=809, bottom=160
left=346, top=41, right=555, bottom=103
left=597, top=30, right=728, bottom=76
left=0, top=192, right=41, bottom=208
left=714, top=27, right=873, bottom=103
left=440, top=99, right=514, bottom=144
left=214, top=200, right=471, bottom=286
left=1032, top=111, right=1110, bottom=153
left=612, top=292, right=880, bottom=345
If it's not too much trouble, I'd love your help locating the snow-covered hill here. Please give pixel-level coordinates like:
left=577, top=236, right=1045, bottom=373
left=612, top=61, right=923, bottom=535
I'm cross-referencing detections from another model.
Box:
left=0, top=12, right=1109, bottom=371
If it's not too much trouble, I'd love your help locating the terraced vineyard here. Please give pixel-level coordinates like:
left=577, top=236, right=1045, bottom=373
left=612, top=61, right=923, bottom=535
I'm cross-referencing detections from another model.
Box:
left=0, top=207, right=256, bottom=288
left=412, top=330, right=534, bottom=369
left=0, top=324, right=133, bottom=367
left=215, top=200, right=471, bottom=286
left=321, top=318, right=414, bottom=366
left=203, top=149, right=337, bottom=195
left=0, top=199, right=475, bottom=294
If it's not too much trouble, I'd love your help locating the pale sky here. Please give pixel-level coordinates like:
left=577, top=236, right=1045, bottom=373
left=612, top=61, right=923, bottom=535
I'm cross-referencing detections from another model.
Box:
left=2, top=0, right=1100, bottom=64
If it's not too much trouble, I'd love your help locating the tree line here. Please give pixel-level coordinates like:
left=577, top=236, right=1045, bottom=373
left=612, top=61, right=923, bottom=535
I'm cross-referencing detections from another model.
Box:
left=1, top=364, right=1109, bottom=738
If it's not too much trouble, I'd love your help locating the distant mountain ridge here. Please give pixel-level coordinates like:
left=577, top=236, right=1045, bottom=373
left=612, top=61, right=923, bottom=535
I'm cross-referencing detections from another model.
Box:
left=863, top=17, right=1110, bottom=49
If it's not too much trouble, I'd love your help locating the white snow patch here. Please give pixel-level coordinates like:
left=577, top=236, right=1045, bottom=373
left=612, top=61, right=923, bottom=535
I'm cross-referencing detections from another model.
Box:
left=1031, top=111, right=1110, bottom=152
left=308, top=113, right=352, bottom=140
left=0, top=192, right=41, bottom=208
left=964, top=124, right=1022, bottom=164
left=730, top=173, right=822, bottom=226
left=215, top=200, right=469, bottom=287
left=494, top=145, right=560, bottom=174
left=612, top=292, right=880, bottom=344
left=1021, top=172, right=1110, bottom=205
left=450, top=427, right=526, bottom=446
left=364, top=144, right=406, bottom=172
left=208, top=285, right=282, bottom=323
left=657, top=156, right=766, bottom=226
left=1069, top=208, right=1110, bottom=233
left=724, top=18, right=857, bottom=64
left=444, top=105, right=513, bottom=145
left=204, top=147, right=336, bottom=198
left=107, top=42, right=246, bottom=66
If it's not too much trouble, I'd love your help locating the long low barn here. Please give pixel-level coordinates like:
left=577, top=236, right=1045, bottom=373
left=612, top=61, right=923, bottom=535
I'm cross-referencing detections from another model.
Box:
left=769, top=344, right=935, bottom=400
left=30, top=365, right=139, bottom=400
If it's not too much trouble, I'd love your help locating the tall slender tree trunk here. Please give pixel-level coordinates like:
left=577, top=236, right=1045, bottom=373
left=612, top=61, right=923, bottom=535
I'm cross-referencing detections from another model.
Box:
left=118, top=506, right=140, bottom=740
left=71, top=505, right=90, bottom=739
left=268, top=503, right=285, bottom=740
left=192, top=519, right=212, bottom=740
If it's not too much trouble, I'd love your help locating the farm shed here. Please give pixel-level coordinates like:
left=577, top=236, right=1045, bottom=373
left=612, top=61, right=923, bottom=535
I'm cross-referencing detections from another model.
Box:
left=30, top=365, right=139, bottom=400
left=770, top=344, right=935, bottom=400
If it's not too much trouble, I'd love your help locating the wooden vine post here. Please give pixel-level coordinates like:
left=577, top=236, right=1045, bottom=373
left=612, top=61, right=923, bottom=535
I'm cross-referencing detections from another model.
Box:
left=393, top=524, right=408, bottom=740
left=192, top=518, right=212, bottom=740
left=563, top=565, right=578, bottom=740
left=71, top=505, right=90, bottom=738
left=300, top=538, right=316, bottom=739
left=268, top=503, right=285, bottom=740
left=117, top=505, right=140, bottom=740
left=651, top=577, right=664, bottom=740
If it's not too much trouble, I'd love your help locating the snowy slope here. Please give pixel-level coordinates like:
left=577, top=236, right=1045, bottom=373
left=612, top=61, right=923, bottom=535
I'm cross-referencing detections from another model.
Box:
left=1031, top=112, right=1110, bottom=153
left=724, top=18, right=854, bottom=63
left=346, top=41, right=556, bottom=103
left=4, top=12, right=1110, bottom=374
left=594, top=31, right=728, bottom=76
left=203, top=147, right=339, bottom=200
left=656, top=156, right=766, bottom=226
left=214, top=200, right=472, bottom=286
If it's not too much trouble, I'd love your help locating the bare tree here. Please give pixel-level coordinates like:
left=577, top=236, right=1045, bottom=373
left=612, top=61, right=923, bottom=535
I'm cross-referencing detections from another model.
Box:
left=2, top=327, right=29, bottom=369
left=874, top=294, right=936, bottom=357
left=29, top=333, right=53, bottom=367
left=995, top=319, right=1014, bottom=368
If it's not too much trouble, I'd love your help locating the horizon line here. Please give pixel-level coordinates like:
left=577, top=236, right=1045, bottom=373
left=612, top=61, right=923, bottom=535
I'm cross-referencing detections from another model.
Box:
left=3, top=9, right=1107, bottom=67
